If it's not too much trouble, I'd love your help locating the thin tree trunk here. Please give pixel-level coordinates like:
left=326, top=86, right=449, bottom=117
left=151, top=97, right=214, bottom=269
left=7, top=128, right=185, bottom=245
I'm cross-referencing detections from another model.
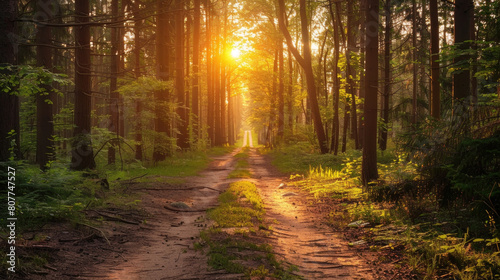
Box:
left=72, top=0, right=96, bottom=170
left=380, top=0, right=391, bottom=151
left=453, top=0, right=473, bottom=102
left=328, top=0, right=340, bottom=155
left=412, top=0, right=418, bottom=125
left=192, top=0, right=200, bottom=140
left=108, top=0, right=120, bottom=164
left=206, top=0, right=214, bottom=145
left=36, top=0, right=55, bottom=170
left=278, top=38, right=285, bottom=140
left=0, top=0, right=19, bottom=161
left=361, top=0, right=379, bottom=185
left=133, top=0, right=143, bottom=160
left=176, top=0, right=189, bottom=149
left=429, top=0, right=440, bottom=119
left=153, top=0, right=171, bottom=162
left=347, top=0, right=359, bottom=149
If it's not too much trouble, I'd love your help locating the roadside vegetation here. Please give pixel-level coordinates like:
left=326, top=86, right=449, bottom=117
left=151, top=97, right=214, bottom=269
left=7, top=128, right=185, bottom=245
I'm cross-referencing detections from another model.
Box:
left=196, top=181, right=301, bottom=279
left=270, top=135, right=500, bottom=280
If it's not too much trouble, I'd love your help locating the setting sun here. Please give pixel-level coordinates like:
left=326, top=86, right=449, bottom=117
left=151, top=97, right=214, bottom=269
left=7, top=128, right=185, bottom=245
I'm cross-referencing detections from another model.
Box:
left=231, top=48, right=241, bottom=58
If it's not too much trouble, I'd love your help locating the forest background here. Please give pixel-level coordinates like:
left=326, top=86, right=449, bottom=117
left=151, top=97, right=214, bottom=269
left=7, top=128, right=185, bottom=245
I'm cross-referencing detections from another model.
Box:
left=1, top=0, right=500, bottom=278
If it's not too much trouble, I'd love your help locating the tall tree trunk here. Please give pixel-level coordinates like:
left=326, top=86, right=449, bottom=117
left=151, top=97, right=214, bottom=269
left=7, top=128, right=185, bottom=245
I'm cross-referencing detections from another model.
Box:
left=72, top=0, right=96, bottom=170
left=429, top=0, right=440, bottom=119
left=347, top=0, right=359, bottom=149
left=192, top=0, right=200, bottom=141
left=278, top=39, right=285, bottom=140
left=206, top=0, right=214, bottom=145
left=358, top=0, right=367, bottom=149
left=36, top=0, right=55, bottom=170
left=213, top=20, right=221, bottom=146
left=0, top=0, right=19, bottom=162
left=328, top=0, right=340, bottom=155
left=154, top=0, right=171, bottom=162
left=278, top=0, right=328, bottom=153
left=287, top=49, right=294, bottom=133
left=412, top=0, right=418, bottom=124
left=361, top=0, right=379, bottom=185
left=108, top=0, right=120, bottom=164
left=453, top=0, right=473, bottom=101
left=133, top=0, right=143, bottom=160
left=380, top=0, right=391, bottom=151
left=176, top=0, right=189, bottom=149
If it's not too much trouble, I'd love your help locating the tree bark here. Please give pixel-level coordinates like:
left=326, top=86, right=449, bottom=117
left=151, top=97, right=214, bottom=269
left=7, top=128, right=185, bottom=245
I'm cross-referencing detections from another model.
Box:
left=175, top=0, right=189, bottom=149
left=133, top=0, right=143, bottom=161
left=347, top=0, right=359, bottom=149
left=429, top=0, right=440, bottom=119
left=192, top=0, right=200, bottom=140
left=453, top=0, right=473, bottom=101
left=361, top=0, right=379, bottom=185
left=72, top=0, right=96, bottom=170
left=411, top=0, right=418, bottom=125
left=0, top=0, right=20, bottom=161
left=328, top=0, right=340, bottom=155
left=36, top=0, right=55, bottom=170
left=154, top=0, right=172, bottom=162
left=108, top=0, right=120, bottom=164
left=380, top=0, right=391, bottom=151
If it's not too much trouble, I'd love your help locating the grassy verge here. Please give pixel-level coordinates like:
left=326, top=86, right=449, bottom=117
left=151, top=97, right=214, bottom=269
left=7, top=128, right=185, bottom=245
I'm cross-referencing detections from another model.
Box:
left=227, top=147, right=252, bottom=179
left=270, top=142, right=500, bottom=279
left=196, top=181, right=301, bottom=279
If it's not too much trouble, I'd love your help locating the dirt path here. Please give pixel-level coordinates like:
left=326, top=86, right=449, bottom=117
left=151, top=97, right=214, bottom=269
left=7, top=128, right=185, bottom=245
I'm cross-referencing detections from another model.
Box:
left=26, top=143, right=380, bottom=280
left=96, top=149, right=243, bottom=280
left=246, top=148, right=376, bottom=279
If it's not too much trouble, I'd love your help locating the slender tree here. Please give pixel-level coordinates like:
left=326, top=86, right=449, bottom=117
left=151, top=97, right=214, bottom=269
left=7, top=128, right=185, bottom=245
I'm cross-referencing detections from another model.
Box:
left=361, top=0, right=379, bottom=185
left=192, top=0, right=201, bottom=140
left=379, top=0, right=391, bottom=151
left=176, top=0, right=190, bottom=149
left=154, top=0, right=171, bottom=162
left=71, top=0, right=96, bottom=170
left=429, top=0, right=440, bottom=119
left=453, top=0, right=474, bottom=101
left=0, top=0, right=20, bottom=162
left=36, top=0, right=56, bottom=170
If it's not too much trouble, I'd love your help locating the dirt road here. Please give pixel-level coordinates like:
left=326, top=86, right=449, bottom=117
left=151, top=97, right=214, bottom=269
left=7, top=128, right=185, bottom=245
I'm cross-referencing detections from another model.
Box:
left=97, top=146, right=375, bottom=279
left=25, top=143, right=380, bottom=280
left=247, top=148, right=375, bottom=279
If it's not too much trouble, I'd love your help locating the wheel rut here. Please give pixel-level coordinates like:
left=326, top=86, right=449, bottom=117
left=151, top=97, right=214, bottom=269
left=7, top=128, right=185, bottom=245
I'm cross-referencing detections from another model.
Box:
left=247, top=148, right=375, bottom=279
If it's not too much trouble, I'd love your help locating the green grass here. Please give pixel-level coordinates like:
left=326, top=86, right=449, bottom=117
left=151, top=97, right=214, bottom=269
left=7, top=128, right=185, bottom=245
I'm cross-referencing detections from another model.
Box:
left=199, top=181, right=302, bottom=279
left=228, top=148, right=252, bottom=179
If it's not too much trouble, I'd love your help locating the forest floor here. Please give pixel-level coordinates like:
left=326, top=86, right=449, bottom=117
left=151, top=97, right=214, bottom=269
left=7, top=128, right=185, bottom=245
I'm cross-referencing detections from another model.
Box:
left=13, top=143, right=403, bottom=279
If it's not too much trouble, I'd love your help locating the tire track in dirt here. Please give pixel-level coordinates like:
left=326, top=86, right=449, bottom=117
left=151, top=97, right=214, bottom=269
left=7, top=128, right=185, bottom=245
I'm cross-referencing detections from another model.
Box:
left=96, top=149, right=244, bottom=280
left=247, top=148, right=375, bottom=279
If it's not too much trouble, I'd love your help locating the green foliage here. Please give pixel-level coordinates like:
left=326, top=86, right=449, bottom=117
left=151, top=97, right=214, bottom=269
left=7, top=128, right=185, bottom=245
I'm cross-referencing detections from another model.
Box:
left=446, top=132, right=500, bottom=211
left=0, top=162, right=87, bottom=229
left=293, top=165, right=361, bottom=199
left=117, top=76, right=178, bottom=159
left=271, top=142, right=349, bottom=175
